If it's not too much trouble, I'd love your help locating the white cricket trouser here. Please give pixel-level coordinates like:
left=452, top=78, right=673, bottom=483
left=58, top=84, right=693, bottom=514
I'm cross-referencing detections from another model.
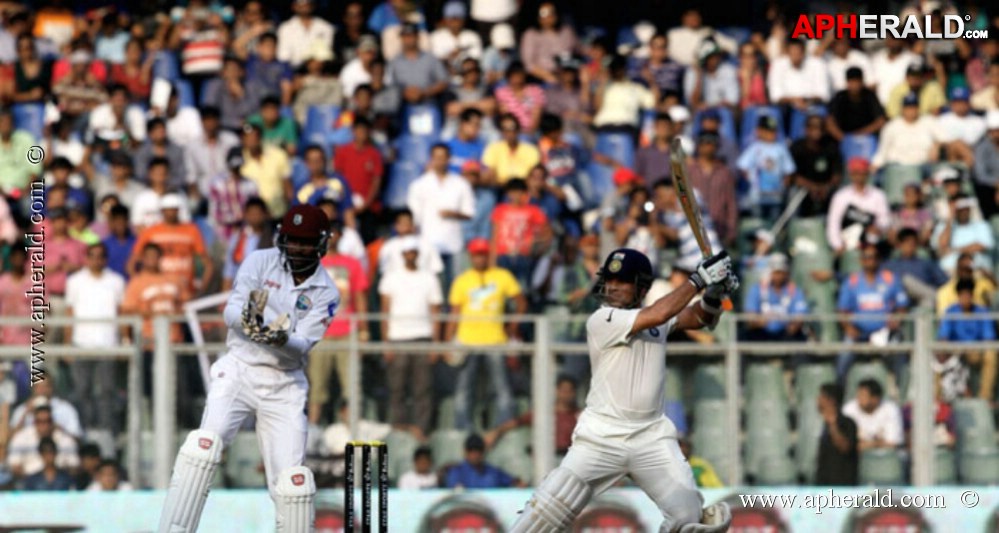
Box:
left=200, top=354, right=309, bottom=499
left=560, top=410, right=704, bottom=529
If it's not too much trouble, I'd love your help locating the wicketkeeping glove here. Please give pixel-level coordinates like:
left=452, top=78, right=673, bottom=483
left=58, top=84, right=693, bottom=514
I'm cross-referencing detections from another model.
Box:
left=249, top=313, right=291, bottom=347
left=241, top=289, right=269, bottom=337
left=688, top=251, right=732, bottom=290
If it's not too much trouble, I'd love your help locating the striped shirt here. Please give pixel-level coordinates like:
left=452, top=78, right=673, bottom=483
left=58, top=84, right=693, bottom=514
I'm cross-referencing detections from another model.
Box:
left=208, top=174, right=259, bottom=241
left=494, top=84, right=545, bottom=131
left=181, top=28, right=225, bottom=76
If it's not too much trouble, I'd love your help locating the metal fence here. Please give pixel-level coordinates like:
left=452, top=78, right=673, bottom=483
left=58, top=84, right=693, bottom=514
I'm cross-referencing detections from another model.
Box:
left=3, top=310, right=998, bottom=490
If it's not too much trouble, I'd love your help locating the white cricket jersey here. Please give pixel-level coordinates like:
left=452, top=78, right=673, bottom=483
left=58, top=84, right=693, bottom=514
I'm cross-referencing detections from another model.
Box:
left=222, top=248, right=341, bottom=370
left=584, top=305, right=677, bottom=422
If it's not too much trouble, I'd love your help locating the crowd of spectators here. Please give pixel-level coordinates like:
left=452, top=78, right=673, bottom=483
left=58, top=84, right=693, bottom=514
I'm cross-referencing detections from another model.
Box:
left=0, top=0, right=996, bottom=489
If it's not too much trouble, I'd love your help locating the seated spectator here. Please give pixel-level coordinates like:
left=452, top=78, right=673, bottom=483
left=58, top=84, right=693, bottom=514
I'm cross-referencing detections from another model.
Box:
left=937, top=252, right=997, bottom=315
left=871, top=93, right=937, bottom=172
left=340, top=35, right=380, bottom=99
left=886, top=60, right=946, bottom=118
left=222, top=197, right=272, bottom=292
left=679, top=438, right=724, bottom=488
left=0, top=107, right=41, bottom=194
left=827, top=67, right=886, bottom=141
left=295, top=146, right=355, bottom=225
left=482, top=113, right=542, bottom=185
left=45, top=116, right=86, bottom=168
left=170, top=5, right=226, bottom=105
left=826, top=158, right=891, bottom=256
left=203, top=56, right=266, bottom=132
left=632, top=33, right=685, bottom=99
left=938, top=279, right=997, bottom=401
left=208, top=147, right=259, bottom=242
left=870, top=37, right=918, bottom=107
left=87, top=460, right=133, bottom=491
left=52, top=50, right=108, bottom=123
left=736, top=115, right=795, bottom=220
left=842, top=379, right=904, bottom=452
left=367, top=61, right=402, bottom=118
left=291, top=44, right=344, bottom=125
left=482, top=23, right=517, bottom=86
left=688, top=132, right=738, bottom=246
left=970, top=62, right=999, bottom=111
left=491, top=178, right=551, bottom=291
left=367, top=0, right=427, bottom=36
left=19, top=437, right=74, bottom=491
left=6, top=405, right=79, bottom=479
left=824, top=38, right=873, bottom=94
left=444, top=434, right=522, bottom=489
left=45, top=157, right=91, bottom=215
left=87, top=83, right=146, bottom=147
left=247, top=95, right=297, bottom=155
left=684, top=38, right=738, bottom=112
left=695, top=109, right=739, bottom=168
left=815, top=383, right=859, bottom=486
left=592, top=54, right=656, bottom=135
left=276, top=0, right=334, bottom=69
left=430, top=1, right=482, bottom=72
left=525, top=164, right=570, bottom=235
left=483, top=375, right=582, bottom=456
left=332, top=2, right=374, bottom=64
left=652, top=178, right=722, bottom=274
left=972, top=111, right=999, bottom=218
left=460, top=161, right=497, bottom=242
left=737, top=42, right=768, bottom=109
left=73, top=443, right=102, bottom=491
left=109, top=38, right=153, bottom=103
left=519, top=2, right=576, bottom=84
left=334, top=118, right=384, bottom=239
left=768, top=38, right=830, bottom=111
left=495, top=61, right=545, bottom=134
left=388, top=23, right=449, bottom=105
left=127, top=194, right=213, bottom=300
left=966, top=38, right=998, bottom=93
left=890, top=185, right=934, bottom=246
left=323, top=400, right=421, bottom=454
left=102, top=205, right=136, bottom=281
left=883, top=228, right=949, bottom=309
left=245, top=31, right=292, bottom=105
left=444, top=58, right=495, bottom=123
left=544, top=55, right=589, bottom=138
left=92, top=151, right=145, bottom=214
left=185, top=107, right=241, bottom=202
left=398, top=447, right=438, bottom=489
left=66, top=201, right=99, bottom=246
left=157, top=87, right=204, bottom=149
left=11, top=34, right=53, bottom=106
left=935, top=87, right=987, bottom=168
left=45, top=209, right=87, bottom=322
left=932, top=194, right=994, bottom=273
left=837, top=242, right=909, bottom=380
left=635, top=113, right=673, bottom=186
left=133, top=118, right=188, bottom=193
left=446, top=109, right=487, bottom=174
left=240, top=123, right=293, bottom=219
left=743, top=253, right=809, bottom=342
left=790, top=115, right=842, bottom=217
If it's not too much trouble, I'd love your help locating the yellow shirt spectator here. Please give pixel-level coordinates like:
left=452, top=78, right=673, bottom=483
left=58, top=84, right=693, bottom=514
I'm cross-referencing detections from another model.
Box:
left=885, top=80, right=946, bottom=118
left=450, top=265, right=522, bottom=345
left=689, top=455, right=724, bottom=488
left=937, top=275, right=996, bottom=315
left=242, top=145, right=291, bottom=218
left=481, top=140, right=541, bottom=185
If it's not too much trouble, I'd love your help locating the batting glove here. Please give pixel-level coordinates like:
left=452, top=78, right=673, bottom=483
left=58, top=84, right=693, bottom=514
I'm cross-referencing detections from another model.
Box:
left=688, top=251, right=732, bottom=291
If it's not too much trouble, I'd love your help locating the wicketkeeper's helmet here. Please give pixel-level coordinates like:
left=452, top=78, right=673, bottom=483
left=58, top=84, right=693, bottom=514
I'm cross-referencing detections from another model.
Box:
left=592, top=248, right=654, bottom=308
left=275, top=205, right=330, bottom=274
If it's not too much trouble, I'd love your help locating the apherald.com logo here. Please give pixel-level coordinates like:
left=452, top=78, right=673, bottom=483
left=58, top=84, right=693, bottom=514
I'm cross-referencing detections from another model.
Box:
left=791, top=14, right=989, bottom=40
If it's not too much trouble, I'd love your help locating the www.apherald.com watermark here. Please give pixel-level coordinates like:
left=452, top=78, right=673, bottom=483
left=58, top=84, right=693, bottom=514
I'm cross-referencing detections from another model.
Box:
left=739, top=488, right=980, bottom=515
left=791, top=14, right=989, bottom=40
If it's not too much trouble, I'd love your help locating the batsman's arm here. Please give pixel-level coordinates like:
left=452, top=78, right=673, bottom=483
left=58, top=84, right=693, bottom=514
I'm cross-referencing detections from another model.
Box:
left=630, top=282, right=698, bottom=336
left=674, top=293, right=726, bottom=332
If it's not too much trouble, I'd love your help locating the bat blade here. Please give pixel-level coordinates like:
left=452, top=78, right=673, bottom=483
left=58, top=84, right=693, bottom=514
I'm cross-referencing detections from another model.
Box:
left=670, top=138, right=712, bottom=258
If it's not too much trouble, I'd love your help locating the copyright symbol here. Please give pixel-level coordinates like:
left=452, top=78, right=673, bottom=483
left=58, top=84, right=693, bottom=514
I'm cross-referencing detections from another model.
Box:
left=26, top=146, right=44, bottom=164
left=961, top=490, right=980, bottom=508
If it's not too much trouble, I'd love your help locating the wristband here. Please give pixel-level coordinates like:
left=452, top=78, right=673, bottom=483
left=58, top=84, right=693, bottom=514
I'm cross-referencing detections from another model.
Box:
left=700, top=296, right=722, bottom=315
left=688, top=272, right=706, bottom=290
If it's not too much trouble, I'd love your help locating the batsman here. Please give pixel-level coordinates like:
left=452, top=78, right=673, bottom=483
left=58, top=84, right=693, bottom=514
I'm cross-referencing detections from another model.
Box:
left=158, top=205, right=340, bottom=533
left=511, top=140, right=738, bottom=533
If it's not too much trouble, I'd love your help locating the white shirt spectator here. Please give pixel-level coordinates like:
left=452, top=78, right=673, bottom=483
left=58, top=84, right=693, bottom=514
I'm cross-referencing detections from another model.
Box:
left=593, top=81, right=656, bottom=128
left=340, top=58, right=372, bottom=98
left=379, top=266, right=443, bottom=341
left=826, top=49, right=873, bottom=92
left=767, top=55, right=830, bottom=103
left=870, top=48, right=918, bottom=106
left=6, top=426, right=79, bottom=476
left=323, top=420, right=392, bottom=455
left=185, top=130, right=241, bottom=197
left=683, top=62, right=739, bottom=108
left=825, top=184, right=892, bottom=252
left=378, top=234, right=444, bottom=275
left=842, top=397, right=904, bottom=447
left=407, top=171, right=476, bottom=255
left=470, top=0, right=517, bottom=23
left=398, top=469, right=438, bottom=489
left=276, top=15, right=335, bottom=68
left=87, top=103, right=147, bottom=144
left=934, top=111, right=987, bottom=146
left=130, top=189, right=192, bottom=229
left=666, top=27, right=737, bottom=67
left=87, top=479, right=135, bottom=491
left=430, top=28, right=483, bottom=61
left=165, top=107, right=204, bottom=147
left=338, top=225, right=369, bottom=274
left=65, top=267, right=125, bottom=348
left=46, top=134, right=86, bottom=167
left=871, top=116, right=936, bottom=169
left=11, top=398, right=83, bottom=439
left=0, top=196, right=18, bottom=244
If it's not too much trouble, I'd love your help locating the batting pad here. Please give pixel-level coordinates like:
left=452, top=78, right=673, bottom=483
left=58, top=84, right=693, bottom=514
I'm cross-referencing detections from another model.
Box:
left=157, top=430, right=223, bottom=533
left=508, top=467, right=593, bottom=532
left=275, top=466, right=316, bottom=533
left=676, top=502, right=732, bottom=533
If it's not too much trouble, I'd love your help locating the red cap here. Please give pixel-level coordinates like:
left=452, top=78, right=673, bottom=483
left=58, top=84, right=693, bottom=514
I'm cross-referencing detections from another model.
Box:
left=847, top=157, right=870, bottom=173
left=280, top=205, right=330, bottom=239
left=461, top=160, right=482, bottom=174
left=613, top=167, right=642, bottom=186
left=467, top=237, right=491, bottom=254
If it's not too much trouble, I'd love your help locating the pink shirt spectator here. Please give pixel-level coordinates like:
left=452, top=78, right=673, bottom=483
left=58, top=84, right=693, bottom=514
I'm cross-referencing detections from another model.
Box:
left=208, top=175, right=259, bottom=241
left=0, top=272, right=33, bottom=344
left=321, top=254, right=369, bottom=338
left=495, top=84, right=546, bottom=131
left=47, top=236, right=87, bottom=296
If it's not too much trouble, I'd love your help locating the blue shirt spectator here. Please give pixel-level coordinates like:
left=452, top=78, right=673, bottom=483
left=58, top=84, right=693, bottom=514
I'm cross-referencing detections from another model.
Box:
left=838, top=249, right=910, bottom=337
left=736, top=115, right=795, bottom=215
left=744, top=254, right=809, bottom=339
left=460, top=161, right=496, bottom=242
left=102, top=205, right=135, bottom=280
left=446, top=137, right=485, bottom=174
left=932, top=195, right=995, bottom=273
left=443, top=434, right=517, bottom=489
left=939, top=304, right=996, bottom=342
left=367, top=1, right=426, bottom=34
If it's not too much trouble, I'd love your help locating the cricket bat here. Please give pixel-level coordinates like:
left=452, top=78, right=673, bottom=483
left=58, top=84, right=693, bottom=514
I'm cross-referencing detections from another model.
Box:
left=669, top=137, right=734, bottom=310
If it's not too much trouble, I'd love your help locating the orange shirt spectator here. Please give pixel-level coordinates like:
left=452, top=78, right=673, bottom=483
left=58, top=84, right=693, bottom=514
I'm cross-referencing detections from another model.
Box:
left=490, top=178, right=549, bottom=257
left=123, top=244, right=188, bottom=346
left=127, top=195, right=213, bottom=299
